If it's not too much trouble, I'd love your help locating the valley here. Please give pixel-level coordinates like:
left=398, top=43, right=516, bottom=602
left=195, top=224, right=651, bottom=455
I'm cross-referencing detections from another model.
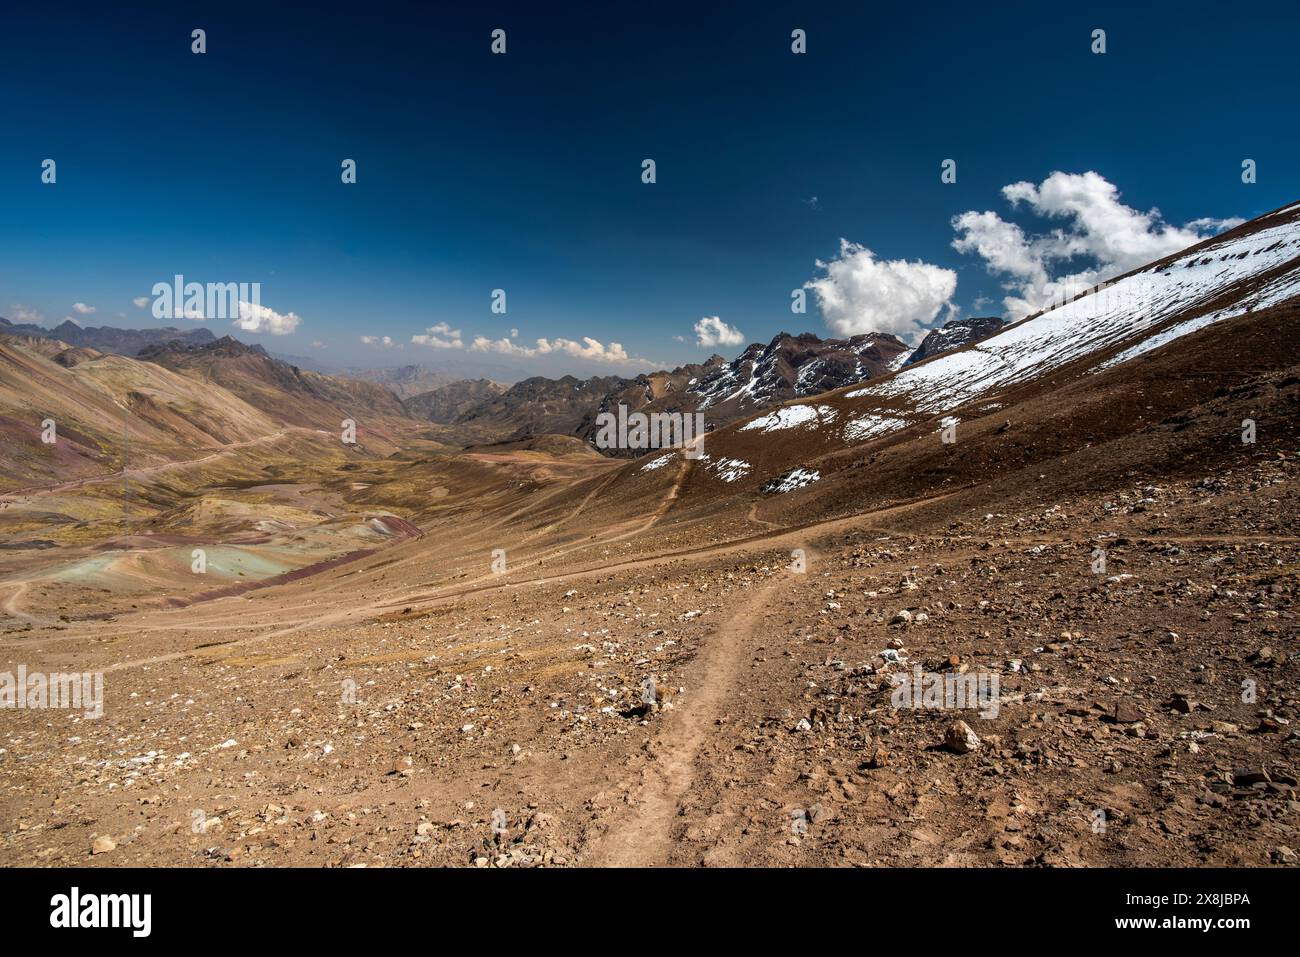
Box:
left=0, top=202, right=1298, bottom=868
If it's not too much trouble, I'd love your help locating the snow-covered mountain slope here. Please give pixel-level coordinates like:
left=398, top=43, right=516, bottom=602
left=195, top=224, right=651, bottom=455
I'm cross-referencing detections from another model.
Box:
left=626, top=200, right=1300, bottom=501
left=683, top=318, right=1038, bottom=424
left=842, top=200, right=1300, bottom=422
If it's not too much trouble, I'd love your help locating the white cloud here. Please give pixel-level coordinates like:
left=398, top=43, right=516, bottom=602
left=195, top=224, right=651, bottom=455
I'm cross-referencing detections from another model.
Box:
left=953, top=171, right=1245, bottom=320
left=8, top=304, right=43, bottom=324
left=360, top=335, right=396, bottom=347
left=949, top=211, right=1045, bottom=286
left=411, top=322, right=463, bottom=349
left=470, top=336, right=523, bottom=355
left=310, top=340, right=327, bottom=349
left=72, top=302, right=95, bottom=315
left=694, top=316, right=745, bottom=348
left=233, top=300, right=302, bottom=335
left=132, top=296, right=150, bottom=309
left=805, top=241, right=957, bottom=340
left=1185, top=216, right=1246, bottom=233
left=470, top=334, right=652, bottom=367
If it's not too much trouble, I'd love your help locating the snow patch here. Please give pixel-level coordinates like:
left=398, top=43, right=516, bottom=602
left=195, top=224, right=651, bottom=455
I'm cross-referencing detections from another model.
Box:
left=888, top=349, right=914, bottom=371
left=843, top=414, right=909, bottom=443
left=762, top=468, right=821, bottom=493
left=739, top=404, right=836, bottom=433
left=710, top=457, right=752, bottom=482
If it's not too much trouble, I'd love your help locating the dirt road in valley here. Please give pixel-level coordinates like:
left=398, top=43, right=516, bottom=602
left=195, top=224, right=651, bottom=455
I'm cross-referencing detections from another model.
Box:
left=0, top=437, right=1295, bottom=869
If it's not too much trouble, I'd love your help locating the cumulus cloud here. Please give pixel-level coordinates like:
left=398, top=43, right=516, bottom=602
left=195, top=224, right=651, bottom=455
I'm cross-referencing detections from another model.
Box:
left=132, top=296, right=150, bottom=309
left=953, top=171, right=1244, bottom=319
left=360, top=335, right=396, bottom=347
left=805, top=241, right=957, bottom=340
left=470, top=336, right=523, bottom=355
left=72, top=302, right=95, bottom=315
left=8, top=304, right=43, bottom=324
left=694, top=316, right=745, bottom=348
left=233, top=300, right=302, bottom=335
left=410, top=322, right=464, bottom=349
left=470, top=334, right=652, bottom=367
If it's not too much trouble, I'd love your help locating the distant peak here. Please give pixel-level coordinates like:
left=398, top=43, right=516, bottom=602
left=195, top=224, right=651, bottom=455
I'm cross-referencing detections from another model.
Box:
left=905, top=316, right=1005, bottom=366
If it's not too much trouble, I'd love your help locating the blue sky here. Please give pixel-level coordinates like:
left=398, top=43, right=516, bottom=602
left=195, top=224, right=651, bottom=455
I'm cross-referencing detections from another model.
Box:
left=2, top=0, right=1297, bottom=378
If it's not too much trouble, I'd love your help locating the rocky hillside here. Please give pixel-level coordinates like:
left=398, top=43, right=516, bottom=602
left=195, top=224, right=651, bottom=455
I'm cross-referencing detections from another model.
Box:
left=350, top=364, right=464, bottom=399
left=0, top=332, right=281, bottom=488
left=437, top=358, right=723, bottom=441
left=453, top=373, right=648, bottom=438
left=402, top=379, right=505, bottom=424
left=565, top=332, right=907, bottom=454
left=137, top=337, right=409, bottom=433
left=689, top=332, right=908, bottom=413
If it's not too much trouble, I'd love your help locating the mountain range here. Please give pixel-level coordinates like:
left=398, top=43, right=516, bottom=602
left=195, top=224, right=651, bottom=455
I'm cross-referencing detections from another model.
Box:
left=0, top=316, right=217, bottom=355
left=5, top=199, right=1296, bottom=480
left=0, top=315, right=1010, bottom=461
left=394, top=330, right=968, bottom=453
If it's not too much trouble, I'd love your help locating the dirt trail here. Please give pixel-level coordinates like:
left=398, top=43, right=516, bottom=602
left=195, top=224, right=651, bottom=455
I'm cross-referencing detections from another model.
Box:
left=584, top=547, right=810, bottom=866
left=1, top=582, right=34, bottom=623
left=33, top=500, right=1289, bottom=668
left=393, top=453, right=694, bottom=601
left=37, top=486, right=942, bottom=665
left=564, top=451, right=693, bottom=548
left=477, top=460, right=622, bottom=532
left=383, top=485, right=963, bottom=611
left=747, top=501, right=780, bottom=529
